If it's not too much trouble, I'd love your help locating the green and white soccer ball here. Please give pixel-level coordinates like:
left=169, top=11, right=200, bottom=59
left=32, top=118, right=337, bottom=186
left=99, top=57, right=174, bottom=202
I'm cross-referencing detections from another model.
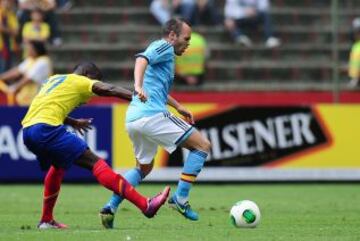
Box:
left=230, top=200, right=261, bottom=228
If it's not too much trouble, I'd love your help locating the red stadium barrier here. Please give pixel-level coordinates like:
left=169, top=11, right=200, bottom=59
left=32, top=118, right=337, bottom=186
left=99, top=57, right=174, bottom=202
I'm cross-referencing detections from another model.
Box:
left=86, top=91, right=360, bottom=105
left=1, top=91, right=359, bottom=106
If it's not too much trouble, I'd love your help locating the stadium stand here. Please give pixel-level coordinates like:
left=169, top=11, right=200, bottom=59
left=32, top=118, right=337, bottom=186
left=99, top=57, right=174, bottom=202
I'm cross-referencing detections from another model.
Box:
left=51, top=0, right=359, bottom=90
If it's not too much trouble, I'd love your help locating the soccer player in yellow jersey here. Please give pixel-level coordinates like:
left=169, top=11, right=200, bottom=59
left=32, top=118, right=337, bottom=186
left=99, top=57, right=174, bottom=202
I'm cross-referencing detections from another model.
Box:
left=21, top=62, right=170, bottom=229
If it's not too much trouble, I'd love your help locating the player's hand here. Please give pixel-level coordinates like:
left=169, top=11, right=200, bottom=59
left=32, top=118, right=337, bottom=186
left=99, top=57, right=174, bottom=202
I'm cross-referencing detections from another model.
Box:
left=177, top=105, right=195, bottom=125
left=72, top=118, right=93, bottom=136
left=134, top=87, right=147, bottom=102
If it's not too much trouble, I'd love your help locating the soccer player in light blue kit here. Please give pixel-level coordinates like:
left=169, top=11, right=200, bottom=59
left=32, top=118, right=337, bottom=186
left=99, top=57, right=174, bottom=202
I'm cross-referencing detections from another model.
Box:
left=100, top=18, right=211, bottom=228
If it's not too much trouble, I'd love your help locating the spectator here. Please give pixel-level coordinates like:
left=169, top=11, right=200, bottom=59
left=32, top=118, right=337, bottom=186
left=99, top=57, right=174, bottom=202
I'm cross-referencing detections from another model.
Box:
left=150, top=0, right=220, bottom=26
left=0, top=0, right=18, bottom=73
left=194, top=0, right=221, bottom=26
left=150, top=0, right=170, bottom=25
left=150, top=0, right=196, bottom=25
left=22, top=8, right=50, bottom=43
left=224, top=0, right=280, bottom=48
left=349, top=17, right=360, bottom=88
left=17, top=0, right=62, bottom=46
left=175, top=32, right=208, bottom=86
left=56, top=0, right=72, bottom=11
left=0, top=40, right=52, bottom=105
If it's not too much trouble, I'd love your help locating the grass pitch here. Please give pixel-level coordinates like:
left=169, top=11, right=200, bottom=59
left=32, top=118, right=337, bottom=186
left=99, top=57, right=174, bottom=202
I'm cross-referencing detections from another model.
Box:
left=0, top=184, right=359, bottom=241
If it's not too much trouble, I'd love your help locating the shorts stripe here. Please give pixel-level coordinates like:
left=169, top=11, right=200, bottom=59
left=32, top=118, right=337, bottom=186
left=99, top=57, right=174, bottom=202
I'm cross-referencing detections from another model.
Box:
left=175, top=126, right=194, bottom=145
left=175, top=116, right=190, bottom=129
left=163, top=111, right=171, bottom=118
left=169, top=116, right=187, bottom=130
left=169, top=116, right=189, bottom=130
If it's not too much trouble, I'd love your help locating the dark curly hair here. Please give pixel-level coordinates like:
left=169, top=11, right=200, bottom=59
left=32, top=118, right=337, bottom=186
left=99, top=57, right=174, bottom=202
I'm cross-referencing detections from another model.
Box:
left=73, top=62, right=103, bottom=80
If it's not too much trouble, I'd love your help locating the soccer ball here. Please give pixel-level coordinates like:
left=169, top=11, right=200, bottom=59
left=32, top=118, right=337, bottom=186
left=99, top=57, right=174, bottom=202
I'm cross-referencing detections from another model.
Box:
left=230, top=200, right=261, bottom=228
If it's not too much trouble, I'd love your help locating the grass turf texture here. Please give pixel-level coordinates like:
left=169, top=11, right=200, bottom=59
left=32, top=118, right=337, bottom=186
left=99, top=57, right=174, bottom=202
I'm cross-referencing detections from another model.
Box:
left=0, top=184, right=359, bottom=241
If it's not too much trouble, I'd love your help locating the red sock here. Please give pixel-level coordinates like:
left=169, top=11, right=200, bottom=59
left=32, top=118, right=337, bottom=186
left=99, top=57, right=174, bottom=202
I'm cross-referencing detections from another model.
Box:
left=41, top=166, right=65, bottom=222
left=92, top=159, right=148, bottom=212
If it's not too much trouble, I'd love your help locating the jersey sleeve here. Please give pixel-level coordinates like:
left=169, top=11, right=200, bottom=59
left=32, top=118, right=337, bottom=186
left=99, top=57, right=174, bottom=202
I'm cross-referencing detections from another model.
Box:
left=136, top=42, right=173, bottom=65
left=76, top=76, right=99, bottom=95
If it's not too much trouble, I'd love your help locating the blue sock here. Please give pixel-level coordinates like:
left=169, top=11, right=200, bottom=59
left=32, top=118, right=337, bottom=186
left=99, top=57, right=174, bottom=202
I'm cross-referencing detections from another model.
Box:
left=175, top=150, right=207, bottom=204
left=105, top=168, right=143, bottom=212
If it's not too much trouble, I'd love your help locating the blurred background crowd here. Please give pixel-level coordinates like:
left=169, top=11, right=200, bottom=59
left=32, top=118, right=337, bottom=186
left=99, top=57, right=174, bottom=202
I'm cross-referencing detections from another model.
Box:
left=0, top=0, right=359, bottom=106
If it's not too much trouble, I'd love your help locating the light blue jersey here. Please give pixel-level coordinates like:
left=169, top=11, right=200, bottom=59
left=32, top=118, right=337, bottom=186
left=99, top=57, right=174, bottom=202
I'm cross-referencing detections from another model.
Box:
left=126, top=39, right=175, bottom=123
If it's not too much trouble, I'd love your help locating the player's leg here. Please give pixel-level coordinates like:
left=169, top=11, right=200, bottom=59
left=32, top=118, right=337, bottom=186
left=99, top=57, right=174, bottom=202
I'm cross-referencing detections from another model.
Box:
left=32, top=122, right=169, bottom=218
left=169, top=129, right=211, bottom=220
left=100, top=120, right=158, bottom=228
left=102, top=167, right=146, bottom=213
left=100, top=161, right=153, bottom=228
left=38, top=166, right=67, bottom=229
left=142, top=112, right=211, bottom=220
left=22, top=124, right=71, bottom=229
left=74, top=149, right=169, bottom=219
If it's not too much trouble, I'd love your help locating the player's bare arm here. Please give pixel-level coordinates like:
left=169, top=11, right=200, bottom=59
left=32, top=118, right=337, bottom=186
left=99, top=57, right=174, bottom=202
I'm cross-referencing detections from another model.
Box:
left=167, top=95, right=195, bottom=124
left=92, top=82, right=132, bottom=101
left=0, top=67, right=22, bottom=84
left=64, top=117, right=93, bottom=135
left=134, top=57, right=148, bottom=102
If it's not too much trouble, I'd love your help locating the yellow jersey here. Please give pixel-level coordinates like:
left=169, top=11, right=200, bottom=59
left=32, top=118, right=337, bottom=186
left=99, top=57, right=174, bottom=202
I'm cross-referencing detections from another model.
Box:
left=22, top=22, right=50, bottom=42
left=22, top=74, right=98, bottom=128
